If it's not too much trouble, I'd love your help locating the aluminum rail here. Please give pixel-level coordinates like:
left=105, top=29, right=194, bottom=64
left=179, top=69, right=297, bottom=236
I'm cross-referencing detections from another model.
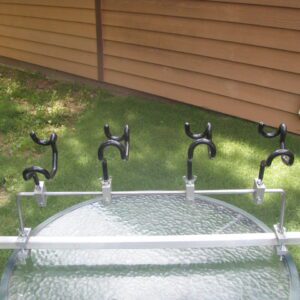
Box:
left=0, top=232, right=300, bottom=250
left=17, top=188, right=284, bottom=197
left=16, top=188, right=286, bottom=235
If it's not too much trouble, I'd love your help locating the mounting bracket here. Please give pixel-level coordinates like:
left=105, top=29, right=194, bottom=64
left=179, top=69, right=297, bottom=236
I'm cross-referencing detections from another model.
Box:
left=183, top=176, right=197, bottom=201
left=34, top=181, right=47, bottom=207
left=274, top=223, right=288, bottom=258
left=17, top=227, right=32, bottom=264
left=253, top=178, right=265, bottom=204
left=101, top=177, right=112, bottom=203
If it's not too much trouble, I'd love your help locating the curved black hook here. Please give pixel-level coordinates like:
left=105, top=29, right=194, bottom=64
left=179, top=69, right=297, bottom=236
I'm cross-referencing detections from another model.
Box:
left=258, top=122, right=287, bottom=143
left=258, top=149, right=294, bottom=182
left=185, top=122, right=212, bottom=140
left=187, top=139, right=216, bottom=181
left=258, top=122, right=289, bottom=164
left=104, top=124, right=130, bottom=159
left=22, top=132, right=58, bottom=185
left=98, top=124, right=130, bottom=181
left=258, top=121, right=294, bottom=173
left=98, top=140, right=126, bottom=161
left=185, top=122, right=216, bottom=181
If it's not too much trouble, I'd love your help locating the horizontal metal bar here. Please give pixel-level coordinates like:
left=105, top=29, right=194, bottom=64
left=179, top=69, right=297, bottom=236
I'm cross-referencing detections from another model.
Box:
left=195, top=189, right=284, bottom=195
left=18, top=189, right=284, bottom=198
left=0, top=232, right=299, bottom=250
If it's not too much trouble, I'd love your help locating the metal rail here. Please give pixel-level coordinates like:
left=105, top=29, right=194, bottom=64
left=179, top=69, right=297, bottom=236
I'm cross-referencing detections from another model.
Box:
left=11, top=188, right=294, bottom=259
left=0, top=232, right=300, bottom=250
left=16, top=188, right=286, bottom=235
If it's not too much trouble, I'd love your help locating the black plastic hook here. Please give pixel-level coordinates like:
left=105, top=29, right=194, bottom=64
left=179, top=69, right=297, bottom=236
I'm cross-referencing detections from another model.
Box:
left=104, top=124, right=130, bottom=159
left=22, top=132, right=58, bottom=185
left=258, top=149, right=294, bottom=182
left=98, top=124, right=130, bottom=181
left=258, top=122, right=290, bottom=165
left=185, top=122, right=216, bottom=181
left=185, top=122, right=212, bottom=140
left=257, top=122, right=294, bottom=182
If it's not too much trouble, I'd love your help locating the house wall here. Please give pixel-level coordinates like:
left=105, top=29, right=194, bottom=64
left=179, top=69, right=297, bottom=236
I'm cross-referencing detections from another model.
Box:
left=102, top=0, right=300, bottom=134
left=0, top=0, right=299, bottom=133
left=0, top=0, right=98, bottom=79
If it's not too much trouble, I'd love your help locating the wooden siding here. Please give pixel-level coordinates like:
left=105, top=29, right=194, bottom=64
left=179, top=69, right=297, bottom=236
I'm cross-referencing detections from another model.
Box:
left=102, top=0, right=300, bottom=134
left=0, top=0, right=98, bottom=79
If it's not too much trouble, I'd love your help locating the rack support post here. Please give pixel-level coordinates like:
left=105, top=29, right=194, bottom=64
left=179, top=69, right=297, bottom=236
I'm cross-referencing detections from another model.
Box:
left=253, top=179, right=265, bottom=204
left=34, top=181, right=47, bottom=207
left=101, top=177, right=112, bottom=203
left=184, top=176, right=197, bottom=201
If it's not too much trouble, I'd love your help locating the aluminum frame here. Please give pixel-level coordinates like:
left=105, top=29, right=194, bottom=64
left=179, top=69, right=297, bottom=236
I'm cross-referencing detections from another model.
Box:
left=1, top=187, right=295, bottom=261
left=16, top=188, right=287, bottom=236
left=1, top=232, right=300, bottom=250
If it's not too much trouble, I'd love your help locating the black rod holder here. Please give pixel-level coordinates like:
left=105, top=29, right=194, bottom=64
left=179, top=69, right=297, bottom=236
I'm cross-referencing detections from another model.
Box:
left=98, top=124, right=130, bottom=181
left=22, top=132, right=58, bottom=186
left=257, top=122, right=294, bottom=182
left=185, top=122, right=216, bottom=181
left=258, top=149, right=294, bottom=182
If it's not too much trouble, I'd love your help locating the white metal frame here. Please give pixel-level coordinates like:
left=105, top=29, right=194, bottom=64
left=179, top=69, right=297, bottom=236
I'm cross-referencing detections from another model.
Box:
left=1, top=232, right=300, bottom=250
left=0, top=184, right=295, bottom=259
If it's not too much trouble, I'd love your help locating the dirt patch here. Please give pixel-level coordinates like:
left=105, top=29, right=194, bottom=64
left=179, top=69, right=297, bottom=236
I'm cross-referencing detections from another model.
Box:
left=27, top=78, right=56, bottom=91
left=0, top=132, right=4, bottom=147
left=65, top=98, right=87, bottom=114
left=0, top=189, right=9, bottom=208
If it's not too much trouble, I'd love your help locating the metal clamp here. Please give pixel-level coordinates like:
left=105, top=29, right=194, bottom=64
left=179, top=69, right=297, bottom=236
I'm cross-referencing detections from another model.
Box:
left=101, top=177, right=112, bottom=203
left=253, top=178, right=266, bottom=204
left=183, top=175, right=197, bottom=201
left=274, top=224, right=288, bottom=258
left=34, top=181, right=47, bottom=207
left=17, top=227, right=32, bottom=263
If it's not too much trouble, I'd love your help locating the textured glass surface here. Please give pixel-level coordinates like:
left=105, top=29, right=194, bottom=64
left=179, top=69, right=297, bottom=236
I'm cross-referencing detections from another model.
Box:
left=8, top=194, right=290, bottom=299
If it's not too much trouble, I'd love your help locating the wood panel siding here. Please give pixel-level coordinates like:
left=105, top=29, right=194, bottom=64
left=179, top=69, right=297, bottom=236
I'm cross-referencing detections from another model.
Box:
left=102, top=0, right=300, bottom=134
left=0, top=0, right=299, bottom=133
left=105, top=69, right=298, bottom=130
left=0, top=0, right=98, bottom=79
left=102, top=0, right=300, bottom=31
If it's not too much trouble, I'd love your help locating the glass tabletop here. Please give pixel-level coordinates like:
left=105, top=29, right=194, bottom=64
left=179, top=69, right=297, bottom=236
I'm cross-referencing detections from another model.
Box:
left=2, top=194, right=298, bottom=300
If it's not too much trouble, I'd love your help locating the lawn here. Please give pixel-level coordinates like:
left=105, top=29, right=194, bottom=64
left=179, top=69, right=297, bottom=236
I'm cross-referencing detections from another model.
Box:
left=0, top=65, right=299, bottom=275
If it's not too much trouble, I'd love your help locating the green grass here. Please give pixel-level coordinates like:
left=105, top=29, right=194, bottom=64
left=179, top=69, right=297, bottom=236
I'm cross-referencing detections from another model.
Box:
left=0, top=65, right=299, bottom=275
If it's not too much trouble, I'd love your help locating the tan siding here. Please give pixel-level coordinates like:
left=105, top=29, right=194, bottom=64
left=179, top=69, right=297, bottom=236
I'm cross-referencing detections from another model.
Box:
left=0, top=15, right=96, bottom=38
left=105, top=69, right=299, bottom=134
left=103, top=26, right=300, bottom=75
left=104, top=55, right=298, bottom=114
left=0, top=0, right=94, bottom=9
left=103, top=11, right=300, bottom=53
left=102, top=0, right=300, bottom=30
left=0, top=4, right=95, bottom=23
left=0, top=46, right=98, bottom=79
left=102, top=0, right=300, bottom=134
left=104, top=41, right=300, bottom=95
left=0, top=36, right=97, bottom=66
left=207, top=0, right=300, bottom=9
left=0, top=25, right=97, bottom=53
left=0, top=0, right=98, bottom=80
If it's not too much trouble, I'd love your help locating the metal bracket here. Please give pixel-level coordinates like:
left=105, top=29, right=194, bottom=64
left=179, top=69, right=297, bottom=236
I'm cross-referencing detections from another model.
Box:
left=34, top=181, right=47, bottom=207
left=101, top=177, right=112, bottom=203
left=17, top=227, right=32, bottom=264
left=274, top=224, right=288, bottom=258
left=253, top=178, right=265, bottom=204
left=183, top=176, right=197, bottom=201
